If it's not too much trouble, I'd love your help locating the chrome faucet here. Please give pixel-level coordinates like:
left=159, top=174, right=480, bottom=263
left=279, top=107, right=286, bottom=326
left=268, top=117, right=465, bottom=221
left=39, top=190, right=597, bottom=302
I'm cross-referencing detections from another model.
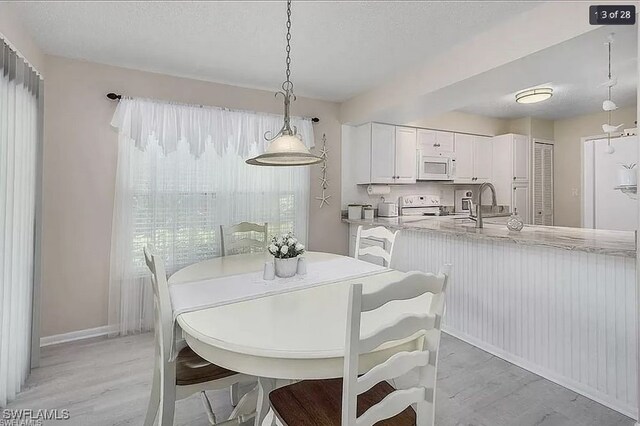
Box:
left=469, top=182, right=497, bottom=228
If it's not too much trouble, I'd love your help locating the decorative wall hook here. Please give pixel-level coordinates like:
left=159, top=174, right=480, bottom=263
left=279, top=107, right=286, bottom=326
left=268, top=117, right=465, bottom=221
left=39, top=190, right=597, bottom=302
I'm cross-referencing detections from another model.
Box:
left=314, top=133, right=331, bottom=208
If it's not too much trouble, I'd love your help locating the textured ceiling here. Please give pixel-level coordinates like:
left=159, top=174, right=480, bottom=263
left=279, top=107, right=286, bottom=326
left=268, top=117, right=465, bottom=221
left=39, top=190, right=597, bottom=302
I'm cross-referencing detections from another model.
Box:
left=459, top=25, right=638, bottom=120
left=12, top=1, right=540, bottom=102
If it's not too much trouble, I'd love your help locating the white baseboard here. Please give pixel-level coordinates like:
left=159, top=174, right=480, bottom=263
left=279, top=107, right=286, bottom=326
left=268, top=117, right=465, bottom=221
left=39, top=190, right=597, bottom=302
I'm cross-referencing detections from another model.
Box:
left=442, top=327, right=638, bottom=421
left=40, top=325, right=117, bottom=347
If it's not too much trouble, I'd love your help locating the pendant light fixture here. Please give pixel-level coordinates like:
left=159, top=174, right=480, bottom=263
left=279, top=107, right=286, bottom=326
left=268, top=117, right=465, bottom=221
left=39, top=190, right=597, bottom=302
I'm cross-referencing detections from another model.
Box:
left=246, top=0, right=322, bottom=166
left=601, top=33, right=622, bottom=154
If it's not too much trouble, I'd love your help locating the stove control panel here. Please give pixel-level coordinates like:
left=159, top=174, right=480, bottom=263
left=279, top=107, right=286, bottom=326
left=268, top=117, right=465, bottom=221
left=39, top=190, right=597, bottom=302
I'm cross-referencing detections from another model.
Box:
left=399, top=194, right=441, bottom=208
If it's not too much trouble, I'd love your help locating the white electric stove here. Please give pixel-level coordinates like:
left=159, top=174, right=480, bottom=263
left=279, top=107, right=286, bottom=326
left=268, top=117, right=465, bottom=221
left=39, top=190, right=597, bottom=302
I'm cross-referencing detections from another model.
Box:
left=398, top=194, right=441, bottom=216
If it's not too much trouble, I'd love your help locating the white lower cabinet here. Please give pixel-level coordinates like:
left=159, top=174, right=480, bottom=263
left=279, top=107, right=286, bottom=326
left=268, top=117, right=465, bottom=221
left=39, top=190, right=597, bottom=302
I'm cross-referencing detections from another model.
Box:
left=512, top=182, right=530, bottom=223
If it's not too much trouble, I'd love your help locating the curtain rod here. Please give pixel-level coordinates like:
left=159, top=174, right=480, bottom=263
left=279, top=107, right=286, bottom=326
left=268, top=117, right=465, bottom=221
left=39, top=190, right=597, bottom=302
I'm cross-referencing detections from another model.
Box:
left=106, top=93, right=320, bottom=123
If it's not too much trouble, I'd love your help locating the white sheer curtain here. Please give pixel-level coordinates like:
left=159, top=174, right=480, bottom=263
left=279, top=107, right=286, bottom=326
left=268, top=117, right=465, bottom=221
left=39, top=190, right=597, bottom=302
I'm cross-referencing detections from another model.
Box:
left=109, top=98, right=312, bottom=335
left=0, top=41, right=41, bottom=406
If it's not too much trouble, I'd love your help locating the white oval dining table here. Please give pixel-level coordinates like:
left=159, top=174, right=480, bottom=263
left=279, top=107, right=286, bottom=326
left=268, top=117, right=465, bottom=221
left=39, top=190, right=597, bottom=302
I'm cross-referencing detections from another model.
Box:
left=169, top=251, right=430, bottom=426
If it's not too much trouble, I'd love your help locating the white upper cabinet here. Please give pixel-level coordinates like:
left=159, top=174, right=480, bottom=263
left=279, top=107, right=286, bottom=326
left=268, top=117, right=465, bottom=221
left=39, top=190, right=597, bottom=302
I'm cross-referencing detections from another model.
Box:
left=395, top=126, right=417, bottom=183
left=453, top=133, right=474, bottom=182
left=493, top=133, right=530, bottom=184
left=417, top=129, right=454, bottom=156
left=513, top=134, right=530, bottom=182
left=474, top=136, right=493, bottom=182
left=453, top=133, right=493, bottom=183
left=353, top=123, right=416, bottom=185
left=370, top=123, right=396, bottom=183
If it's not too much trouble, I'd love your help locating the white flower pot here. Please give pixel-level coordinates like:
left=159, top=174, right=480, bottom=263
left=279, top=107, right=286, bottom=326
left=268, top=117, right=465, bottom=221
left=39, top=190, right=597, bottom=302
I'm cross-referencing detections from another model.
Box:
left=274, top=257, right=298, bottom=278
left=618, top=168, right=637, bottom=186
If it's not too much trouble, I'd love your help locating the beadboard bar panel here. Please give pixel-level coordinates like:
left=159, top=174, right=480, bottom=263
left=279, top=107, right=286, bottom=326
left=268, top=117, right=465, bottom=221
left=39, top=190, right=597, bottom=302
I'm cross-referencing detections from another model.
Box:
left=390, top=229, right=638, bottom=418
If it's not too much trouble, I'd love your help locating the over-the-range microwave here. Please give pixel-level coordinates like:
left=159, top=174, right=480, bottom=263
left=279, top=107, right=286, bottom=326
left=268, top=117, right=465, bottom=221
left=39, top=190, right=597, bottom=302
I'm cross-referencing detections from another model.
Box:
left=417, top=151, right=455, bottom=181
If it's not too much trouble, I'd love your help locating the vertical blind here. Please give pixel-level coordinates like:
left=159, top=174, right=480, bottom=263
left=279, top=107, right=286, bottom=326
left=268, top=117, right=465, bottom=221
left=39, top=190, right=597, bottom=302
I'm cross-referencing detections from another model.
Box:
left=0, top=39, right=42, bottom=406
left=109, top=98, right=312, bottom=335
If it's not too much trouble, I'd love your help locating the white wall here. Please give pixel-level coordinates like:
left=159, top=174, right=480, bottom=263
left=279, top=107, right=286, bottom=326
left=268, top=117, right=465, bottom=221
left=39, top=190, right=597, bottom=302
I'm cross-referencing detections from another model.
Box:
left=554, top=105, right=637, bottom=227
left=0, top=3, right=45, bottom=75
left=40, top=55, right=345, bottom=338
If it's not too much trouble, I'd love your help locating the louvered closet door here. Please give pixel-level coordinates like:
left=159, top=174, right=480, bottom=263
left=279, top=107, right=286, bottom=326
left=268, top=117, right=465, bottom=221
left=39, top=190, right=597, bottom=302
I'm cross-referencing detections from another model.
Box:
left=534, top=142, right=554, bottom=225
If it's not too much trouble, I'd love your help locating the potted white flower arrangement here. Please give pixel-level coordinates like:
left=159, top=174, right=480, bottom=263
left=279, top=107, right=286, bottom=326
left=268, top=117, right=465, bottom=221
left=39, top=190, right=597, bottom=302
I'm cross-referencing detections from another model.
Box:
left=268, top=232, right=305, bottom=278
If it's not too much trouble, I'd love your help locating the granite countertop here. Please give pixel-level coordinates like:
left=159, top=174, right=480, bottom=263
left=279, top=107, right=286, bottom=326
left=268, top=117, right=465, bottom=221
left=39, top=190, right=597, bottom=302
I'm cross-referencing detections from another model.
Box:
left=343, top=216, right=636, bottom=258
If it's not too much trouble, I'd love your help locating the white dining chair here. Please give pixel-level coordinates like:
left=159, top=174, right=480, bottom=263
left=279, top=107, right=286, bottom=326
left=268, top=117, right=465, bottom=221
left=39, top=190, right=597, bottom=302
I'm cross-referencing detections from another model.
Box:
left=354, top=225, right=399, bottom=267
left=220, top=222, right=268, bottom=256
left=266, top=269, right=448, bottom=426
left=219, top=221, right=267, bottom=405
left=143, top=247, right=256, bottom=426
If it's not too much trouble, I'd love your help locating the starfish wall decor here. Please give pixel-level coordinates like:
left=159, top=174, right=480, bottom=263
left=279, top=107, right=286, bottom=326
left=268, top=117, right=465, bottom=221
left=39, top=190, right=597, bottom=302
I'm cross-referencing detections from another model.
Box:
left=315, top=134, right=331, bottom=208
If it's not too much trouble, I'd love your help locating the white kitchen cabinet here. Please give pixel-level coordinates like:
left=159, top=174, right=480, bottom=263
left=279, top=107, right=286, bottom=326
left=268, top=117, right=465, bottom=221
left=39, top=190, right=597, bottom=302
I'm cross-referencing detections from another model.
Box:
left=512, top=183, right=530, bottom=224
left=453, top=133, right=493, bottom=183
left=370, top=123, right=396, bottom=183
left=492, top=133, right=531, bottom=221
left=417, top=129, right=454, bottom=156
left=453, top=133, right=474, bottom=182
left=513, top=134, right=530, bottom=181
left=353, top=123, right=416, bottom=184
left=492, top=133, right=530, bottom=185
left=474, top=136, right=493, bottom=181
left=395, top=126, right=418, bottom=183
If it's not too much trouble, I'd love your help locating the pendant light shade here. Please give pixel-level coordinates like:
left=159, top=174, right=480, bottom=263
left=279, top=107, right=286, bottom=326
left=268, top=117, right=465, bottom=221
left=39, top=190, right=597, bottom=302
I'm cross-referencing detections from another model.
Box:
left=246, top=0, right=321, bottom=167
left=246, top=134, right=323, bottom=166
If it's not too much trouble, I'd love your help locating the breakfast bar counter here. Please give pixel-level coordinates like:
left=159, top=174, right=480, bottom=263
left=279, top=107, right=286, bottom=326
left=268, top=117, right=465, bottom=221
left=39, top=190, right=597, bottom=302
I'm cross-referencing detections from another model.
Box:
left=343, top=216, right=636, bottom=258
left=344, top=216, right=638, bottom=418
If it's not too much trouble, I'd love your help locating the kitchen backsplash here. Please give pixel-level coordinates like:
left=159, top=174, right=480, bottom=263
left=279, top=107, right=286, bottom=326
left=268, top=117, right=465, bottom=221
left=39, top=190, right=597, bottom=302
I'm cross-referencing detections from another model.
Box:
left=342, top=182, right=479, bottom=209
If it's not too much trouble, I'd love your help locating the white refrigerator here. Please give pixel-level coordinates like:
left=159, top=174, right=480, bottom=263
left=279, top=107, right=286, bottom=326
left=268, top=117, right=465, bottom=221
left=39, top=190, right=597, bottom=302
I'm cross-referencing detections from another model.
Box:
left=583, top=135, right=638, bottom=231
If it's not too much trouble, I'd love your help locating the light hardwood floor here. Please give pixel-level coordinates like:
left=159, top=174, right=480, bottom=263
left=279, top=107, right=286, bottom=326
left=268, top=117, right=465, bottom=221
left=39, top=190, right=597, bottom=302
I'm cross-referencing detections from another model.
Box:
left=7, top=333, right=635, bottom=426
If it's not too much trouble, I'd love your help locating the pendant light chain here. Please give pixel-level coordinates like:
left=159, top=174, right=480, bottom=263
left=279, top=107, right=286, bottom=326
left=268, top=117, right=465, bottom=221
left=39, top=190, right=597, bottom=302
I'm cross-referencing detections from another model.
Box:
left=277, top=0, right=295, bottom=137
left=607, top=39, right=612, bottom=129
left=246, top=0, right=322, bottom=166
left=606, top=36, right=613, bottom=150
left=284, top=0, right=293, bottom=93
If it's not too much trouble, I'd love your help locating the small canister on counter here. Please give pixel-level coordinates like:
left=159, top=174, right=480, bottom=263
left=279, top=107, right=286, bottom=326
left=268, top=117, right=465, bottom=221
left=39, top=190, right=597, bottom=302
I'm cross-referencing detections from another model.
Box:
left=363, top=206, right=374, bottom=220
left=348, top=204, right=363, bottom=220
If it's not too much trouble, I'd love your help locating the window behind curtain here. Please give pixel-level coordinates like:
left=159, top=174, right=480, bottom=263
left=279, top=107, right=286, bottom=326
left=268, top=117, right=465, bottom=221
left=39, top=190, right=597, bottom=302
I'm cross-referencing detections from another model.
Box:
left=108, top=99, right=312, bottom=335
left=0, top=38, right=42, bottom=406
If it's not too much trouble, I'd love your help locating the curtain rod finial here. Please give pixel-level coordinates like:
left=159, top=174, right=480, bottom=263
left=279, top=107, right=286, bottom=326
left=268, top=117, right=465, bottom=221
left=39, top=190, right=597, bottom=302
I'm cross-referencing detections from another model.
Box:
left=107, top=93, right=121, bottom=101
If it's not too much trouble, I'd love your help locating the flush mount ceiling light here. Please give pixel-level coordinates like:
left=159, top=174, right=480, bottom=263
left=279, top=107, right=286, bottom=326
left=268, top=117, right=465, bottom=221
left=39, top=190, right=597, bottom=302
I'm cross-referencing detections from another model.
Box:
left=246, top=0, right=322, bottom=167
left=515, top=88, right=553, bottom=104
